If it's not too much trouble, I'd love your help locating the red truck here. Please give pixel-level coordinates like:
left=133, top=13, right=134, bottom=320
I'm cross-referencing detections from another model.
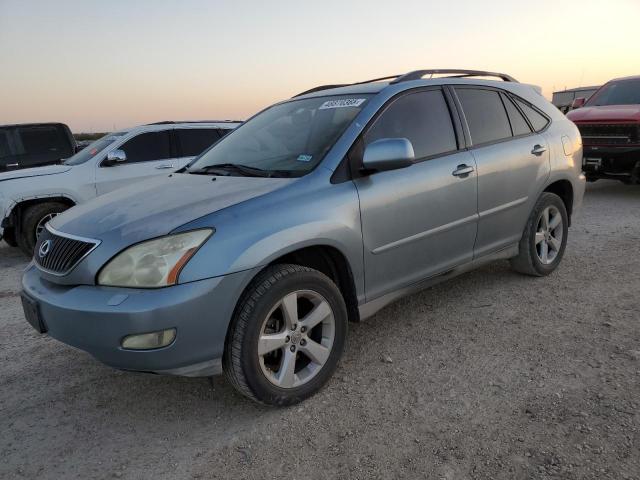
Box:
left=566, top=75, right=640, bottom=184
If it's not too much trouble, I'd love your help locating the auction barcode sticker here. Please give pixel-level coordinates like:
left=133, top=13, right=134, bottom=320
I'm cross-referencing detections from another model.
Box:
left=319, top=98, right=367, bottom=110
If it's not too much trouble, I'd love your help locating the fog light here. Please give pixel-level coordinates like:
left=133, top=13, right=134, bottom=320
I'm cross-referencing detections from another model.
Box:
left=121, top=328, right=176, bottom=350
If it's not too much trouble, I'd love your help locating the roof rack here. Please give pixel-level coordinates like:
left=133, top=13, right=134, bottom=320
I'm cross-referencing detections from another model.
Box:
left=293, top=70, right=518, bottom=98
left=390, top=69, right=518, bottom=84
left=293, top=75, right=401, bottom=98
left=147, top=120, right=242, bottom=125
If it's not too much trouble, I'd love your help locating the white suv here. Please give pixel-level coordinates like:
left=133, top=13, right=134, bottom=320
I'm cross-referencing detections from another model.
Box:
left=0, top=121, right=240, bottom=255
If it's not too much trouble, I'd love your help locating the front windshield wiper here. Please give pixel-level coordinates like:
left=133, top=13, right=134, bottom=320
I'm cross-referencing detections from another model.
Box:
left=189, top=163, right=291, bottom=178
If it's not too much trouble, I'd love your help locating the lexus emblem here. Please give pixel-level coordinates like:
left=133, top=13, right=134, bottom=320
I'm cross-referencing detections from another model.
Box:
left=38, top=239, right=53, bottom=258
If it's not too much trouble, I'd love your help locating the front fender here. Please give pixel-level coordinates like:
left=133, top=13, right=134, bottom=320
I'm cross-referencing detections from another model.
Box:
left=176, top=179, right=365, bottom=300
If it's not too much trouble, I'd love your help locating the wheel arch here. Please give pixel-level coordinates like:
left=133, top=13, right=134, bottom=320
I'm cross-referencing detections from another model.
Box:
left=265, top=244, right=361, bottom=323
left=5, top=194, right=76, bottom=231
left=543, top=179, right=574, bottom=225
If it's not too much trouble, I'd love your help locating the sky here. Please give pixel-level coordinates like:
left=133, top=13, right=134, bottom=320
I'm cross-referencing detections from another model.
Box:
left=1, top=0, right=639, bottom=132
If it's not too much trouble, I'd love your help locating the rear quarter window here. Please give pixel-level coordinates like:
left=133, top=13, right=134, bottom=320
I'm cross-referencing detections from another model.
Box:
left=514, top=98, right=550, bottom=132
left=502, top=94, right=532, bottom=136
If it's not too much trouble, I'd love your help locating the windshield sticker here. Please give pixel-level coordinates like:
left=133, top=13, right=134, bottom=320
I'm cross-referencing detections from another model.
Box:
left=319, top=98, right=367, bottom=110
left=297, top=154, right=313, bottom=162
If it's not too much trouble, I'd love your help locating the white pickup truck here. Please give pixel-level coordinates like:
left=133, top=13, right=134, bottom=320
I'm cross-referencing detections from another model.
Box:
left=0, top=121, right=239, bottom=255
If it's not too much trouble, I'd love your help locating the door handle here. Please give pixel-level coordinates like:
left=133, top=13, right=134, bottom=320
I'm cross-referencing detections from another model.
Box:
left=531, top=145, right=547, bottom=156
left=155, top=164, right=174, bottom=170
left=452, top=164, right=474, bottom=177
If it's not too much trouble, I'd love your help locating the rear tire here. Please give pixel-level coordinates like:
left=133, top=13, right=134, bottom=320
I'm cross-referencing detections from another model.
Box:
left=224, top=264, right=348, bottom=406
left=17, top=202, right=69, bottom=257
left=510, top=192, right=569, bottom=277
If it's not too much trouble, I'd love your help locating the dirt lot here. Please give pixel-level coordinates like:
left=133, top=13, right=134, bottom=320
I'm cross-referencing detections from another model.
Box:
left=1, top=180, right=639, bottom=480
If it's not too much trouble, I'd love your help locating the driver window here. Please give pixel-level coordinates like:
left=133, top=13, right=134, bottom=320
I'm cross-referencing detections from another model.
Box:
left=364, top=90, right=458, bottom=160
left=119, top=131, right=172, bottom=163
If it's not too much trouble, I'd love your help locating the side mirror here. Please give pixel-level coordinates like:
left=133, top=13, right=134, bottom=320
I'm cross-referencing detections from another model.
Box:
left=362, top=138, right=414, bottom=173
left=571, top=97, right=586, bottom=109
left=104, top=149, right=127, bottom=166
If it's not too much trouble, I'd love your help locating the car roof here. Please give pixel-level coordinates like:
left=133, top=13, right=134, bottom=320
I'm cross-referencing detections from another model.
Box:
left=290, top=69, right=543, bottom=103
left=121, top=121, right=241, bottom=136
left=294, top=78, right=542, bottom=103
left=608, top=74, right=640, bottom=83
left=0, top=122, right=69, bottom=129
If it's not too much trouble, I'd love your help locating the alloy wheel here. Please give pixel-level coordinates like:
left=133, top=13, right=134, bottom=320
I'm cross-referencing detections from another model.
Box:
left=535, top=205, right=563, bottom=265
left=258, top=290, right=335, bottom=389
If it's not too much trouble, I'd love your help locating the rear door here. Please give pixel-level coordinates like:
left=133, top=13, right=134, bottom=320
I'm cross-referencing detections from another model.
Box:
left=354, top=88, right=478, bottom=300
left=174, top=128, right=222, bottom=168
left=95, top=129, right=177, bottom=195
left=453, top=87, right=550, bottom=257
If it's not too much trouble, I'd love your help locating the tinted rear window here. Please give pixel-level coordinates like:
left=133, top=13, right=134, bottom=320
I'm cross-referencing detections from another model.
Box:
left=456, top=88, right=512, bottom=145
left=176, top=128, right=221, bottom=157
left=514, top=99, right=550, bottom=132
left=18, top=125, right=73, bottom=157
left=364, top=89, right=457, bottom=159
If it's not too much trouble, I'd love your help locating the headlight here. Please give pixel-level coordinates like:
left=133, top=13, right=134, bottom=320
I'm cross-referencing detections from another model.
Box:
left=97, top=229, right=213, bottom=288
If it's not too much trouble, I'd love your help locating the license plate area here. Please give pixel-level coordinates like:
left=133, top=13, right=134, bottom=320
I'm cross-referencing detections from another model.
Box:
left=21, top=293, right=47, bottom=334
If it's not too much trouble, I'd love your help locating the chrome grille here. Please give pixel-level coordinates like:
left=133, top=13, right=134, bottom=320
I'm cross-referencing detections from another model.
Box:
left=34, top=226, right=99, bottom=275
left=578, top=123, right=639, bottom=146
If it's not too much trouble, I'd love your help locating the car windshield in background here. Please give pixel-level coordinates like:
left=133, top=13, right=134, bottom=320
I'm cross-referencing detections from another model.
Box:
left=586, top=79, right=640, bottom=107
left=63, top=132, right=128, bottom=165
left=188, top=95, right=372, bottom=177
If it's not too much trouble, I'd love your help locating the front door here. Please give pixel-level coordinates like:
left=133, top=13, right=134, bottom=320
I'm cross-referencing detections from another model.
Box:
left=95, top=129, right=178, bottom=195
left=354, top=89, right=479, bottom=301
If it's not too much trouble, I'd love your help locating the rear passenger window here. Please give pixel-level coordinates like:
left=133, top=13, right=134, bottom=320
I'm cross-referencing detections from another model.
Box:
left=456, top=88, right=512, bottom=145
left=119, top=131, right=172, bottom=163
left=502, top=94, right=532, bottom=136
left=364, top=90, right=457, bottom=160
left=514, top=98, right=550, bottom=132
left=177, top=129, right=221, bottom=157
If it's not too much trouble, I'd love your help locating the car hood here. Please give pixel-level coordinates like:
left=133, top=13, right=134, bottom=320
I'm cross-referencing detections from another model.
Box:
left=567, top=105, right=640, bottom=123
left=50, top=173, right=295, bottom=244
left=0, top=164, right=72, bottom=182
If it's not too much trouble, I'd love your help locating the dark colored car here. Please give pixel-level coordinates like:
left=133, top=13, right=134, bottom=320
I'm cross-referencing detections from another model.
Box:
left=566, top=76, right=640, bottom=184
left=0, top=123, right=78, bottom=171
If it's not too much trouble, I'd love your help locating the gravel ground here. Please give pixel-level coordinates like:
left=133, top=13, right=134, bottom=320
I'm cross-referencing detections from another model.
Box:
left=1, top=180, right=639, bottom=480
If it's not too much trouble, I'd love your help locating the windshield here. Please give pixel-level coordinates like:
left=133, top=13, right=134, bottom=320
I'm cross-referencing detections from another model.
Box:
left=63, top=132, right=128, bottom=165
left=586, top=79, right=640, bottom=107
left=188, top=95, right=372, bottom=176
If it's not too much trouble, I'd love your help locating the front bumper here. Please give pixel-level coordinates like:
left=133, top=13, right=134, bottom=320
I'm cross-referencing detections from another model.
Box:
left=582, top=145, right=640, bottom=181
left=21, top=265, right=258, bottom=376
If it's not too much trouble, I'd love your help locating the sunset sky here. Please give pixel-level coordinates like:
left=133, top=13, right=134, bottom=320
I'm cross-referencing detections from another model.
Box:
left=1, top=0, right=639, bottom=132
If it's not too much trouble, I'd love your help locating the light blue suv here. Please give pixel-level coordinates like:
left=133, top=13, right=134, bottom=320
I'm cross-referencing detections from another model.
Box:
left=21, top=70, right=585, bottom=405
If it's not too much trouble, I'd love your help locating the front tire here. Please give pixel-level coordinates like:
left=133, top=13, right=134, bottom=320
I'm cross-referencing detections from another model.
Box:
left=510, top=192, right=569, bottom=276
left=17, top=202, right=69, bottom=257
left=224, top=264, right=348, bottom=406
